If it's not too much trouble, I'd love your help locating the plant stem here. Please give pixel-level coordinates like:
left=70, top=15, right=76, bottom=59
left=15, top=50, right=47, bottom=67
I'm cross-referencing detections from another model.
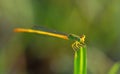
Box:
left=74, top=46, right=87, bottom=74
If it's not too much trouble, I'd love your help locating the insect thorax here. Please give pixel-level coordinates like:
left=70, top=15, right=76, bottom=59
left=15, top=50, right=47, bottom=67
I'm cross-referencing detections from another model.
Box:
left=68, top=34, right=80, bottom=42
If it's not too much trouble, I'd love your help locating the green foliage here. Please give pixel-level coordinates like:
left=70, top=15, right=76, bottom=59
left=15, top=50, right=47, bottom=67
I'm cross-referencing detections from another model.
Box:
left=74, top=46, right=87, bottom=74
left=108, top=62, right=120, bottom=74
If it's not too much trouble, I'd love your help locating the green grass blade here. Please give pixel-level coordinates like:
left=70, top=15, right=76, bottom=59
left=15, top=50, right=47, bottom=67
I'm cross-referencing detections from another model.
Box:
left=108, top=62, right=120, bottom=74
left=74, top=46, right=87, bottom=74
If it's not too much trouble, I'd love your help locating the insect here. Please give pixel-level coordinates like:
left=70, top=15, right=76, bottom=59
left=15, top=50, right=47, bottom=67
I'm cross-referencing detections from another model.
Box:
left=14, top=25, right=85, bottom=51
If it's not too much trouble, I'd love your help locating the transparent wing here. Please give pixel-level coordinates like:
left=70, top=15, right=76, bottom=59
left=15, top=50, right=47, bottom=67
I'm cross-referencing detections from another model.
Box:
left=32, top=25, right=68, bottom=36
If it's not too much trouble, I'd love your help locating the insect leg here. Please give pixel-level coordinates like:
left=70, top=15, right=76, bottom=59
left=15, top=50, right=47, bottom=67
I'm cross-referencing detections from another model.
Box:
left=72, top=41, right=81, bottom=51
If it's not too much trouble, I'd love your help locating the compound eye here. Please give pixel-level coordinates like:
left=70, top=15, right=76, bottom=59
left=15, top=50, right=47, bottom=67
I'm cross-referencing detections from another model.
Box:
left=80, top=34, right=85, bottom=38
left=80, top=34, right=85, bottom=43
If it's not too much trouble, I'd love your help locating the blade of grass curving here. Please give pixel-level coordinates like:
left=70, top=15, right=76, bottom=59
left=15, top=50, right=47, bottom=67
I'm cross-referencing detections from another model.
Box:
left=108, top=62, right=120, bottom=74
left=74, top=45, right=87, bottom=74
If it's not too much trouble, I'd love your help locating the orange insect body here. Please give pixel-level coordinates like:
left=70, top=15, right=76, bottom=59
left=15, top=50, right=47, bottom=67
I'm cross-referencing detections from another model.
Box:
left=14, top=28, right=68, bottom=40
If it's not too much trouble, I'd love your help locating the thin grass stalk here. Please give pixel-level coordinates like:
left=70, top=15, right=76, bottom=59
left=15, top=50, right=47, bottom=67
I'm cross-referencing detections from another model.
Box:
left=74, top=46, right=87, bottom=74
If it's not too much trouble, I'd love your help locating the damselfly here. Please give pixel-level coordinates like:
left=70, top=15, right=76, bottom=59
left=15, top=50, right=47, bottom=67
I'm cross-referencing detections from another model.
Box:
left=14, top=25, right=85, bottom=51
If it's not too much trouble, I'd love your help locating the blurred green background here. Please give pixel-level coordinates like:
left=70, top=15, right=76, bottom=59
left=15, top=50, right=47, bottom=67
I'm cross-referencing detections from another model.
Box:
left=0, top=0, right=120, bottom=74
